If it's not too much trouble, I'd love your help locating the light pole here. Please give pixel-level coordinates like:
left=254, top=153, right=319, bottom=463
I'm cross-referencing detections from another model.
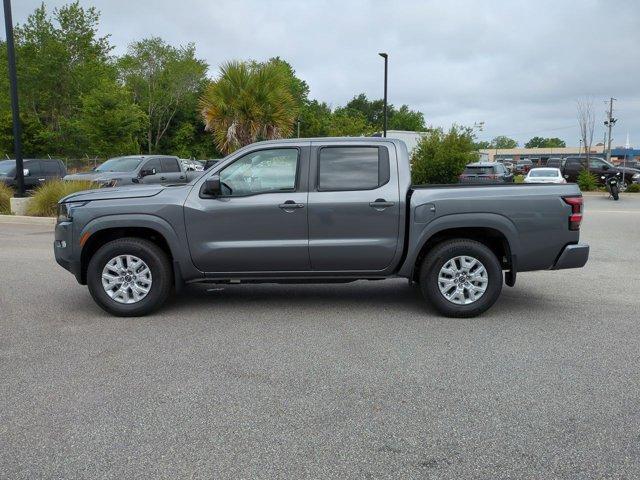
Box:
left=3, top=0, right=25, bottom=197
left=378, top=53, right=388, bottom=137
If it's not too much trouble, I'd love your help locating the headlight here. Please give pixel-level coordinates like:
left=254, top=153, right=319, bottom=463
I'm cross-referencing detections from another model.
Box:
left=633, top=173, right=640, bottom=180
left=57, top=202, right=88, bottom=223
left=96, top=179, right=119, bottom=188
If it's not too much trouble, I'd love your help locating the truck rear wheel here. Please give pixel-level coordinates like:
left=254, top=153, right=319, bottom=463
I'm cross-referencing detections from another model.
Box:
left=419, top=239, right=503, bottom=318
left=87, top=237, right=172, bottom=317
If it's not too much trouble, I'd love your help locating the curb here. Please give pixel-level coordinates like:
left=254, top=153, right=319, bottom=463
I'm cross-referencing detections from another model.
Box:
left=0, top=214, right=56, bottom=225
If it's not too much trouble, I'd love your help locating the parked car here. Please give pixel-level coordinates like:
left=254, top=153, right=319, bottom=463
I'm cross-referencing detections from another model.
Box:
left=0, top=158, right=66, bottom=189
left=181, top=159, right=204, bottom=172
left=524, top=168, right=566, bottom=184
left=54, top=137, right=589, bottom=319
left=546, top=158, right=564, bottom=169
left=504, top=161, right=515, bottom=172
left=514, top=159, right=533, bottom=174
left=459, top=162, right=514, bottom=183
left=561, top=156, right=640, bottom=190
left=64, top=155, right=200, bottom=187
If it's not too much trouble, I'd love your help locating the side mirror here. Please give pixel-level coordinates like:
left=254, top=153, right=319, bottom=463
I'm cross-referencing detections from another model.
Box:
left=23, top=168, right=30, bottom=176
left=602, top=165, right=609, bottom=170
left=201, top=175, right=221, bottom=197
left=140, top=168, right=157, bottom=178
left=600, top=176, right=606, bottom=180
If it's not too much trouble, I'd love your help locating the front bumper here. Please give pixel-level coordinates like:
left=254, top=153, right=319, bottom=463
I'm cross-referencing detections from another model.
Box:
left=54, top=221, right=82, bottom=282
left=551, top=244, right=589, bottom=270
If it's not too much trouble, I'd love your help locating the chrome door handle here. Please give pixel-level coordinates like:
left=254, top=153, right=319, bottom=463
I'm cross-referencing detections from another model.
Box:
left=279, top=201, right=305, bottom=210
left=369, top=199, right=395, bottom=209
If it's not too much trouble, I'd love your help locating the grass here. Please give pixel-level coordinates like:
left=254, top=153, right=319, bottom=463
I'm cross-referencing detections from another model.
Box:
left=26, top=180, right=98, bottom=217
left=514, top=174, right=525, bottom=184
left=0, top=182, right=12, bottom=214
left=626, top=183, right=640, bottom=193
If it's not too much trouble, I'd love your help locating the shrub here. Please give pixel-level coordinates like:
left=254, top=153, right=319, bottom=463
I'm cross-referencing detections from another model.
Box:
left=514, top=174, right=525, bottom=184
left=577, top=170, right=598, bottom=192
left=626, top=183, right=640, bottom=193
left=26, top=180, right=97, bottom=217
left=411, top=125, right=478, bottom=184
left=0, top=182, right=12, bottom=214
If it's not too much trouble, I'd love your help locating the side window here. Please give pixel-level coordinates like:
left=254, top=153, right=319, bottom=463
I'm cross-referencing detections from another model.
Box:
left=26, top=160, right=42, bottom=175
left=318, top=146, right=388, bottom=191
left=589, top=158, right=606, bottom=169
left=219, top=148, right=298, bottom=196
left=143, top=158, right=161, bottom=173
left=42, top=161, right=60, bottom=175
left=161, top=158, right=181, bottom=173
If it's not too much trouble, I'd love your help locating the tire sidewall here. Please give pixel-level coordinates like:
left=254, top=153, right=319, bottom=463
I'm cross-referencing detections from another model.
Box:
left=87, top=239, right=171, bottom=316
left=420, top=240, right=503, bottom=317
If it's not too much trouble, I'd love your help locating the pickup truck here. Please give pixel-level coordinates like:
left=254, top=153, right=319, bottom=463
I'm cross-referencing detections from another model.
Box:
left=54, top=138, right=589, bottom=318
left=561, top=156, right=640, bottom=190
left=64, top=155, right=200, bottom=188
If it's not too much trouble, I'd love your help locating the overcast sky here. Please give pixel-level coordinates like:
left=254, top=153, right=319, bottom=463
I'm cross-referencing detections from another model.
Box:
left=7, top=0, right=640, bottom=147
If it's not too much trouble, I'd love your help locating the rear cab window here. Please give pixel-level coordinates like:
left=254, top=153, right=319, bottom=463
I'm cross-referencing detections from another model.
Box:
left=160, top=158, right=181, bottom=173
left=318, top=146, right=389, bottom=191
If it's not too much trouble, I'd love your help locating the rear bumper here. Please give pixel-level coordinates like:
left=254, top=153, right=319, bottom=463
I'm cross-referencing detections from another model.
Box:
left=551, top=244, right=589, bottom=270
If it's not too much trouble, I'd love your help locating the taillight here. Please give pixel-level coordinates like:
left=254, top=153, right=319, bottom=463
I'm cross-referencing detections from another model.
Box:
left=563, top=196, right=583, bottom=230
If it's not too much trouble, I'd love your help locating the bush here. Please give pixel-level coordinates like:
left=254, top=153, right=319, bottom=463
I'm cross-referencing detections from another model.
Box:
left=514, top=174, right=525, bottom=184
left=26, top=180, right=97, bottom=217
left=626, top=183, right=640, bottom=193
left=411, top=125, right=478, bottom=184
left=577, top=170, right=598, bottom=191
left=0, top=182, right=12, bottom=214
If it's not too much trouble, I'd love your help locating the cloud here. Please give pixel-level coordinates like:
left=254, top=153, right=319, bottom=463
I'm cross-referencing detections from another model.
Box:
left=8, top=0, right=640, bottom=146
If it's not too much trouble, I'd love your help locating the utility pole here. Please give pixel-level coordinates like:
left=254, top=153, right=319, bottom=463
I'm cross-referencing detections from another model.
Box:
left=605, top=97, right=616, bottom=163
left=3, top=0, right=25, bottom=197
left=378, top=53, right=388, bottom=137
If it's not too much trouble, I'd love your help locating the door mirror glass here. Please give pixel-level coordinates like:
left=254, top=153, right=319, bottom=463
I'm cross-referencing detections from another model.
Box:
left=140, top=168, right=156, bottom=177
left=201, top=175, right=221, bottom=197
left=23, top=168, right=29, bottom=176
left=602, top=164, right=609, bottom=170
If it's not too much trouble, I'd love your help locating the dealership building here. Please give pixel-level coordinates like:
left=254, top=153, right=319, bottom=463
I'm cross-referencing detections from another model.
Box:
left=480, top=145, right=639, bottom=165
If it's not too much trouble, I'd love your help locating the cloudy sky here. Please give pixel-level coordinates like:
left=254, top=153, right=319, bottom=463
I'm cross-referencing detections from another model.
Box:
left=7, top=0, right=640, bottom=146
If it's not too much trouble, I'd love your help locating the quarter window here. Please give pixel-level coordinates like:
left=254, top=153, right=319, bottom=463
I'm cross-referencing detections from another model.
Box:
left=318, top=147, right=388, bottom=191
left=161, top=158, right=181, bottom=173
left=219, top=148, right=298, bottom=196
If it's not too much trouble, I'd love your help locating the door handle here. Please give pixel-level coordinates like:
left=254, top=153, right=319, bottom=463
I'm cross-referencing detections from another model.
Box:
left=369, top=199, right=395, bottom=209
left=160, top=176, right=167, bottom=181
left=279, top=201, right=305, bottom=210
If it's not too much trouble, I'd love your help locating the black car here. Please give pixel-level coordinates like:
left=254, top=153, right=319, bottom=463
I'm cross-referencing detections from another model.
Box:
left=546, top=158, right=564, bottom=169
left=562, top=156, right=640, bottom=189
left=0, top=158, right=67, bottom=189
left=514, top=159, right=533, bottom=174
left=459, top=162, right=514, bottom=183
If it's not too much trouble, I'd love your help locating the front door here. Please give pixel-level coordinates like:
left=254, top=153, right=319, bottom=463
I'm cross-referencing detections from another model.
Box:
left=185, top=146, right=310, bottom=273
left=307, top=144, right=401, bottom=271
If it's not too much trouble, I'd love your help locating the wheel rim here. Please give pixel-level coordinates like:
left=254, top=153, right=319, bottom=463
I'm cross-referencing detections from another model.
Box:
left=101, top=255, right=152, bottom=304
left=437, top=255, right=488, bottom=305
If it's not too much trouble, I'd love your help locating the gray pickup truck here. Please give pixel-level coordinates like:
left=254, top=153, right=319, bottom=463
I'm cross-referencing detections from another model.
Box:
left=64, top=155, right=200, bottom=187
left=54, top=138, right=589, bottom=318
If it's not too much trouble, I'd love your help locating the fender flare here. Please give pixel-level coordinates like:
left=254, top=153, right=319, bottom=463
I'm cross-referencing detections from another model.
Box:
left=398, top=212, right=521, bottom=278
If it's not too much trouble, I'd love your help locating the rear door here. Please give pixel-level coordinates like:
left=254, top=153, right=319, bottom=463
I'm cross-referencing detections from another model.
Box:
left=160, top=157, right=186, bottom=183
left=307, top=142, right=400, bottom=271
left=41, top=160, right=61, bottom=181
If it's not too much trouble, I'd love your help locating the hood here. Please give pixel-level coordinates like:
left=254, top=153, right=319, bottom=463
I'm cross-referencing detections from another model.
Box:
left=64, top=171, right=128, bottom=182
left=60, top=184, right=166, bottom=203
left=615, top=166, right=640, bottom=174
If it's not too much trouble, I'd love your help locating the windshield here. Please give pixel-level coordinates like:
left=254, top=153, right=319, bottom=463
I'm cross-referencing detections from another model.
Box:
left=463, top=166, right=494, bottom=175
left=529, top=169, right=559, bottom=178
left=95, top=157, right=143, bottom=172
left=0, top=160, right=15, bottom=175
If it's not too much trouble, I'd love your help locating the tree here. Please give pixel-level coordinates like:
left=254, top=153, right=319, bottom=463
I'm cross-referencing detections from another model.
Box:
left=411, top=125, right=478, bottom=184
left=345, top=93, right=426, bottom=132
left=577, top=99, right=595, bottom=171
left=199, top=60, right=299, bottom=154
left=524, top=136, right=566, bottom=148
left=388, top=105, right=426, bottom=131
left=298, top=100, right=332, bottom=137
left=327, top=108, right=373, bottom=137
left=473, top=140, right=491, bottom=150
left=77, top=80, right=147, bottom=157
left=491, top=136, right=518, bottom=149
left=119, top=37, right=208, bottom=154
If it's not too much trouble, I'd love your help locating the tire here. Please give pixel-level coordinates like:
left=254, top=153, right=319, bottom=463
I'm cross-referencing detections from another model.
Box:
left=419, top=239, right=503, bottom=318
left=87, top=237, right=173, bottom=316
left=611, top=185, right=619, bottom=200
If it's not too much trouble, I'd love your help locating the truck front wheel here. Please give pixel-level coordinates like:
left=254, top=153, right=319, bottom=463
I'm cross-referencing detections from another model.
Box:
left=419, top=239, right=503, bottom=318
left=86, top=237, right=173, bottom=317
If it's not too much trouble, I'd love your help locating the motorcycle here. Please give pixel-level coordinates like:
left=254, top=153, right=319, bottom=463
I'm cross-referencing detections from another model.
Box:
left=601, top=172, right=622, bottom=200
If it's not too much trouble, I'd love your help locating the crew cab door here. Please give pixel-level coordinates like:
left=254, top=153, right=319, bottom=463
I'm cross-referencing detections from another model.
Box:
left=307, top=143, right=401, bottom=271
left=159, top=157, right=187, bottom=183
left=184, top=146, right=310, bottom=273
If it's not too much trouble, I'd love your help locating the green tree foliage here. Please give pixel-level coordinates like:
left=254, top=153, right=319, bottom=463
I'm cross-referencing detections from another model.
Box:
left=577, top=170, right=598, bottom=191
left=119, top=37, right=208, bottom=154
left=199, top=60, right=299, bottom=154
left=524, top=136, right=567, bottom=148
left=411, top=126, right=478, bottom=184
left=327, top=108, right=374, bottom=137
left=345, top=93, right=426, bottom=132
left=473, top=140, right=491, bottom=149
left=491, top=136, right=518, bottom=149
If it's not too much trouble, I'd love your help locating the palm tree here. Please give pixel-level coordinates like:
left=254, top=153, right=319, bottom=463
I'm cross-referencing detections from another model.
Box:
left=200, top=61, right=298, bottom=154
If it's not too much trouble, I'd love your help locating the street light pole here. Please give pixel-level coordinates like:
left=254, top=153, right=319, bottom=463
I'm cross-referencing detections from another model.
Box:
left=3, top=0, right=24, bottom=197
left=378, top=53, right=388, bottom=138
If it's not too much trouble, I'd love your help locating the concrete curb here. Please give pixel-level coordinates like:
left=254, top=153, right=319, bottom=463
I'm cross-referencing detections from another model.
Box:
left=0, top=214, right=56, bottom=225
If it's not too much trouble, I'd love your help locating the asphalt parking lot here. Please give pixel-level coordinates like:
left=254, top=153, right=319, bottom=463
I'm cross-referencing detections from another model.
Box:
left=1, top=194, right=639, bottom=479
